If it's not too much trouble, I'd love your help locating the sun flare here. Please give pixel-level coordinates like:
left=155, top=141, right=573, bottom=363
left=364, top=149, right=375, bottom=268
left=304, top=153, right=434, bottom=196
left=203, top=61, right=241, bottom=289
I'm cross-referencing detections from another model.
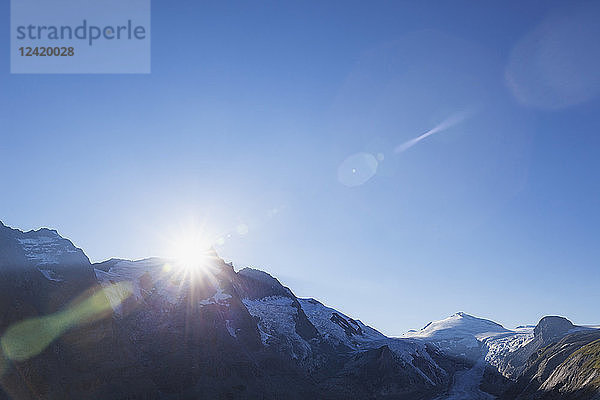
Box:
left=167, top=229, right=214, bottom=272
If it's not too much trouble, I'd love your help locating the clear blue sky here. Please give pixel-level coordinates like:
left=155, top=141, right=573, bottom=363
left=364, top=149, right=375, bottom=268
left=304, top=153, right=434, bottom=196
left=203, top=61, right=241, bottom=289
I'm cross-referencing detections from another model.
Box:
left=1, top=1, right=599, bottom=335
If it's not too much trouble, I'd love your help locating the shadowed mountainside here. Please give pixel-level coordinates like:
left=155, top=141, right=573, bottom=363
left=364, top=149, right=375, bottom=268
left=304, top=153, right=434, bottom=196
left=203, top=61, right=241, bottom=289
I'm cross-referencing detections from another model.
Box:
left=0, top=221, right=598, bottom=400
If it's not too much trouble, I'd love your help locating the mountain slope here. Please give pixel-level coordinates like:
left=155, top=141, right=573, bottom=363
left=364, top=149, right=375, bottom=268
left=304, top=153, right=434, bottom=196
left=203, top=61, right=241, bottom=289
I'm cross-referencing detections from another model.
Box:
left=0, top=223, right=146, bottom=400
left=298, top=297, right=387, bottom=348
left=502, top=330, right=600, bottom=399
left=540, top=338, right=600, bottom=396
left=489, top=316, right=593, bottom=380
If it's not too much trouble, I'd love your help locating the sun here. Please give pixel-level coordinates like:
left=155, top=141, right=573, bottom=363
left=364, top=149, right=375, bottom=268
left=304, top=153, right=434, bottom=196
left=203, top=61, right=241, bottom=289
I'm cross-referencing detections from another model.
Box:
left=160, top=226, right=222, bottom=305
left=166, top=228, right=213, bottom=272
left=174, top=240, right=206, bottom=270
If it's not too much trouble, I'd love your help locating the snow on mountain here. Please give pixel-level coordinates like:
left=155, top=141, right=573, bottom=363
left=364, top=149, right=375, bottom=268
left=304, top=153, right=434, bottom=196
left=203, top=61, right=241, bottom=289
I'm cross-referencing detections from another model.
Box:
left=235, top=269, right=441, bottom=379
left=217, top=265, right=450, bottom=395
left=94, top=258, right=181, bottom=305
left=94, top=257, right=234, bottom=313
left=198, top=286, right=232, bottom=305
left=403, top=312, right=520, bottom=362
left=18, top=238, right=77, bottom=267
left=17, top=229, right=88, bottom=266
left=404, top=312, right=511, bottom=342
left=484, top=328, right=534, bottom=372
left=242, top=296, right=310, bottom=351
left=0, top=222, right=91, bottom=283
left=298, top=297, right=387, bottom=348
left=235, top=270, right=317, bottom=360
left=297, top=297, right=445, bottom=380
left=5, top=220, right=600, bottom=399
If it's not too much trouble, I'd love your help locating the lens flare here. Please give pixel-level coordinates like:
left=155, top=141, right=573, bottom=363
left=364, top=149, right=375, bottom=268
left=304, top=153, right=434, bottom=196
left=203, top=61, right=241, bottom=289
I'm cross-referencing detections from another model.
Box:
left=338, top=152, right=379, bottom=187
left=0, top=282, right=132, bottom=363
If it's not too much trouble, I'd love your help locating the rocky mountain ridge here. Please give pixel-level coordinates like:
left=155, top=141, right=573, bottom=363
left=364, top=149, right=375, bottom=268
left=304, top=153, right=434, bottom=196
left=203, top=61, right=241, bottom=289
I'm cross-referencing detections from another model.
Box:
left=0, top=221, right=598, bottom=399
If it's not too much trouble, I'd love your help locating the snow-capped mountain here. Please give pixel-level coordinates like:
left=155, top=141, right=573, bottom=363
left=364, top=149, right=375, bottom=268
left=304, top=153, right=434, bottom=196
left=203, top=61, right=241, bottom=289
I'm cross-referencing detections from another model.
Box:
left=1, top=221, right=598, bottom=400
left=0, top=221, right=91, bottom=281
left=403, top=311, right=518, bottom=364
left=298, top=297, right=387, bottom=348
left=94, top=257, right=190, bottom=313
left=90, top=247, right=450, bottom=397
left=404, top=312, right=512, bottom=341
left=403, top=312, right=600, bottom=400
left=402, top=312, right=588, bottom=377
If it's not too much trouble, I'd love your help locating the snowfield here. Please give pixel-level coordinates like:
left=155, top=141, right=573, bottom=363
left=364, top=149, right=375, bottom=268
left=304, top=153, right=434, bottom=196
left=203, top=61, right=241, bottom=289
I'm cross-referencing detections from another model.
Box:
left=298, top=298, right=445, bottom=379
left=17, top=234, right=79, bottom=266
left=298, top=297, right=387, bottom=348
left=403, top=312, right=511, bottom=341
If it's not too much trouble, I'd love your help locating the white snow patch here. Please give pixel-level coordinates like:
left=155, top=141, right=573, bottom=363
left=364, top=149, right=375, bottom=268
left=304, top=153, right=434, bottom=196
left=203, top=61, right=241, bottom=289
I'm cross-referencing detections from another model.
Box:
left=298, top=298, right=386, bottom=348
left=94, top=259, right=184, bottom=307
left=17, top=235, right=78, bottom=266
left=198, top=286, right=232, bottom=306
left=225, top=320, right=237, bottom=338
left=484, top=330, right=534, bottom=369
left=242, top=296, right=298, bottom=345
left=242, top=295, right=313, bottom=360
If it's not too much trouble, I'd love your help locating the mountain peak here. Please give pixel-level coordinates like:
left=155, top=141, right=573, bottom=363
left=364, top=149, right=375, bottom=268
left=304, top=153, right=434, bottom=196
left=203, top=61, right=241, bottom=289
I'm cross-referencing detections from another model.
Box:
left=404, top=312, right=509, bottom=341
left=28, top=227, right=60, bottom=237
left=534, top=316, right=575, bottom=341
left=236, top=267, right=294, bottom=300
left=238, top=267, right=276, bottom=282
left=0, top=221, right=90, bottom=271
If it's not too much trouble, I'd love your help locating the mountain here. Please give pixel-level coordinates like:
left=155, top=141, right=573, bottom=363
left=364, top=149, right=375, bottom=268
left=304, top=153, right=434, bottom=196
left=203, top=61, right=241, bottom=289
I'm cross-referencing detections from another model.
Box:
left=0, top=221, right=598, bottom=400
left=487, top=316, right=588, bottom=380
left=403, top=311, right=600, bottom=400
left=404, top=312, right=510, bottom=341
left=0, top=222, right=461, bottom=399
left=501, top=329, right=600, bottom=399
left=0, top=223, right=132, bottom=400
left=92, top=259, right=453, bottom=399
left=403, top=312, right=513, bottom=360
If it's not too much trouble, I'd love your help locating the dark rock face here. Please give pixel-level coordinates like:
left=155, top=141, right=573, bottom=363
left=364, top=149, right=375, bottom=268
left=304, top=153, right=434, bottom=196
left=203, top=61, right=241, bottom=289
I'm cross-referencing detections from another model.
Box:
left=501, top=330, right=600, bottom=400
left=481, top=364, right=514, bottom=397
left=534, top=316, right=575, bottom=343
left=331, top=312, right=363, bottom=337
left=538, top=338, right=600, bottom=398
left=326, top=345, right=440, bottom=399
left=0, top=223, right=133, bottom=400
